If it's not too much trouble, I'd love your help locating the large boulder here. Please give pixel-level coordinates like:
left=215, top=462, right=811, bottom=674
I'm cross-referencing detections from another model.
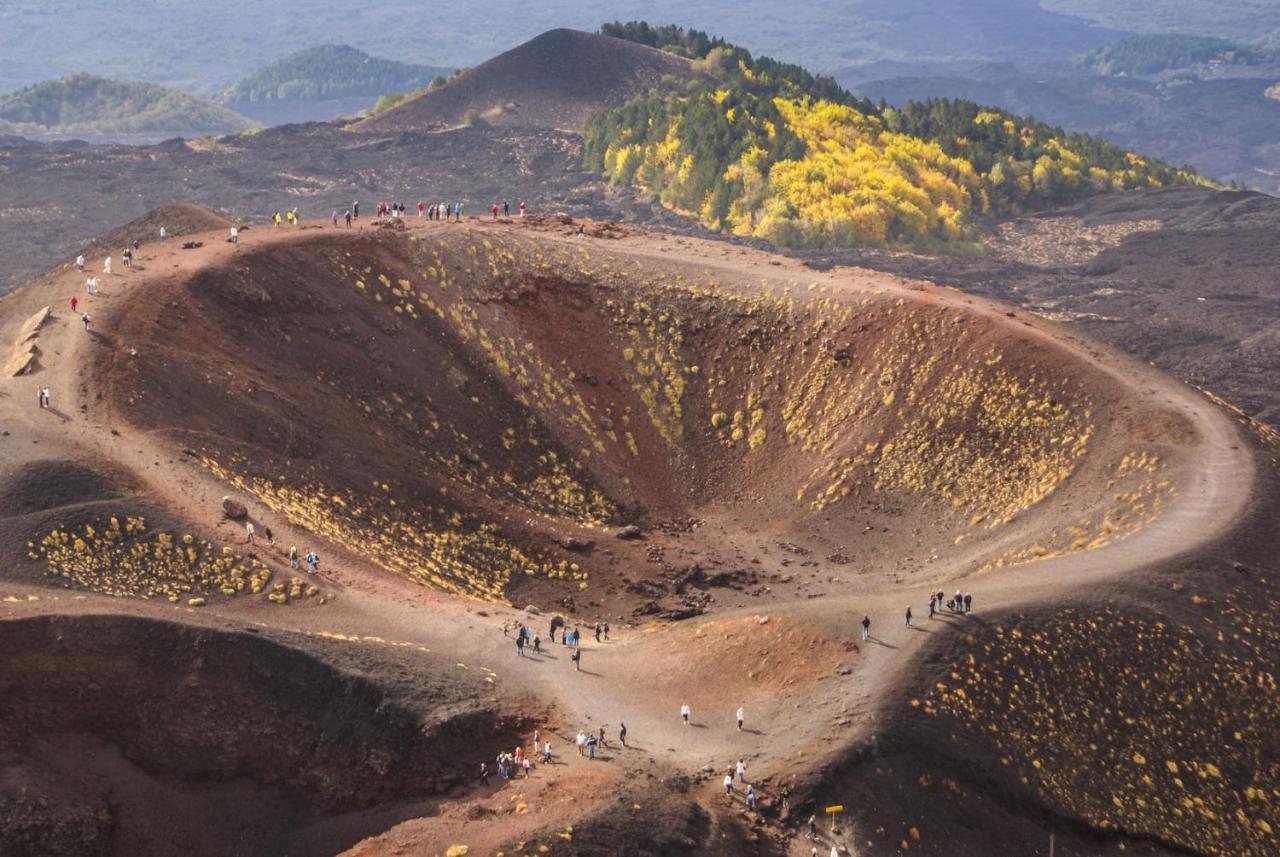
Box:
left=221, top=496, right=248, bottom=520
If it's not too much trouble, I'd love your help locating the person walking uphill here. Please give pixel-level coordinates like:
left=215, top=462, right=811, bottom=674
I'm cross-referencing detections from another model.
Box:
left=737, top=707, right=745, bottom=731
left=571, top=646, right=581, bottom=671
left=861, top=614, right=871, bottom=641
left=681, top=703, right=691, bottom=726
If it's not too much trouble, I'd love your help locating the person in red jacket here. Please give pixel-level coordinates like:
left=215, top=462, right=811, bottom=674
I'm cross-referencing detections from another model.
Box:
left=417, top=201, right=425, bottom=217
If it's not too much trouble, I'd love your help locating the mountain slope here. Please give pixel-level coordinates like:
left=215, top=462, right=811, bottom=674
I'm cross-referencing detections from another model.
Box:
left=586, top=25, right=1205, bottom=250
left=219, top=44, right=451, bottom=104
left=357, top=28, right=699, bottom=132
left=0, top=74, right=255, bottom=139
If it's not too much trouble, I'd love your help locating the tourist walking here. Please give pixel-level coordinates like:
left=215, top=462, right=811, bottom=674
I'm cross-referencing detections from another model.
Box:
left=736, top=759, right=746, bottom=783
left=681, top=703, right=691, bottom=726
left=619, top=722, right=627, bottom=747
left=245, top=522, right=255, bottom=544
left=905, top=606, right=913, bottom=627
left=929, top=593, right=936, bottom=618
left=81, top=312, right=91, bottom=332
left=572, top=646, right=581, bottom=671
left=230, top=226, right=238, bottom=244
left=736, top=706, right=745, bottom=731
left=159, top=226, right=166, bottom=242
left=861, top=615, right=871, bottom=641
left=289, top=545, right=298, bottom=568
left=76, top=254, right=85, bottom=272
left=723, top=773, right=733, bottom=796
left=69, top=295, right=78, bottom=313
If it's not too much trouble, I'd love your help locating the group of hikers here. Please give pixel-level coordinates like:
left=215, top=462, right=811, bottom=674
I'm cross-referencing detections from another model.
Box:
left=275, top=198, right=530, bottom=229
left=505, top=616, right=611, bottom=671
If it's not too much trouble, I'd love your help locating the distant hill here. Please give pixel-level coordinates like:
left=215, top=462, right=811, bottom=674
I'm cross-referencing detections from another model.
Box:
left=220, top=44, right=451, bottom=104
left=357, top=28, right=699, bottom=132
left=585, top=23, right=1206, bottom=251
left=1075, top=34, right=1262, bottom=76
left=0, top=74, right=254, bottom=139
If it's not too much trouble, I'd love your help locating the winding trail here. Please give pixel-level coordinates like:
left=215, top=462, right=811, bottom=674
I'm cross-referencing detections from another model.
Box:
left=0, top=215, right=1257, bottom=854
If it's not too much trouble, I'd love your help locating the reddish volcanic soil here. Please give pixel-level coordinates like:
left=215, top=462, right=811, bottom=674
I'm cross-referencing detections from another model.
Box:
left=0, top=211, right=1274, bottom=856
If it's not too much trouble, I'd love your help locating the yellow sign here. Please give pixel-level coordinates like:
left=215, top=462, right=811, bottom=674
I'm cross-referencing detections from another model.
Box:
left=825, top=805, right=844, bottom=814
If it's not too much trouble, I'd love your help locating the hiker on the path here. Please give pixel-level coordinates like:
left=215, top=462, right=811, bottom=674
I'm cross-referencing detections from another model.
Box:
left=76, top=254, right=85, bottom=272
left=417, top=201, right=425, bottom=217
left=289, top=545, right=299, bottom=568
left=532, top=634, right=541, bottom=654
left=681, top=703, right=691, bottom=725
left=586, top=734, right=597, bottom=759
left=955, top=590, right=963, bottom=613
left=69, top=295, right=78, bottom=312
left=230, top=226, right=238, bottom=244
left=576, top=732, right=586, bottom=756
left=594, top=622, right=602, bottom=642
left=598, top=725, right=606, bottom=747
left=122, top=248, right=132, bottom=268
left=37, top=386, right=49, bottom=409
left=519, top=200, right=526, bottom=217
left=905, top=606, right=913, bottom=627
left=928, top=593, right=936, bottom=618
left=516, top=630, right=526, bottom=657
left=937, top=590, right=945, bottom=611
left=245, top=522, right=255, bottom=544
left=331, top=210, right=338, bottom=227
left=103, top=256, right=112, bottom=275
left=491, top=204, right=499, bottom=220
left=344, top=210, right=352, bottom=228
left=502, top=200, right=509, bottom=216
left=352, top=201, right=359, bottom=219
left=159, top=226, right=166, bottom=242
left=807, top=815, right=817, bottom=839
left=272, top=212, right=282, bottom=227
left=964, top=593, right=973, bottom=613
left=572, top=646, right=581, bottom=671
left=603, top=622, right=610, bottom=640
left=736, top=707, right=745, bottom=731
left=723, top=773, right=733, bottom=796
left=746, top=784, right=757, bottom=809
left=264, top=526, right=273, bottom=546
left=736, top=758, right=746, bottom=783
left=619, top=722, right=627, bottom=747
left=522, top=756, right=531, bottom=777
left=861, top=614, right=871, bottom=641
left=81, top=312, right=91, bottom=331
left=479, top=761, right=489, bottom=786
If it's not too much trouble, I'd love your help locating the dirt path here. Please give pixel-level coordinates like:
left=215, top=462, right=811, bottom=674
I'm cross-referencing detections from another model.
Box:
left=0, top=215, right=1257, bottom=854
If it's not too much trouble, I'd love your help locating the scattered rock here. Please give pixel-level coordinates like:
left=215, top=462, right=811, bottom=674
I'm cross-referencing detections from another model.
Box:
left=221, top=497, right=248, bottom=520
left=559, top=536, right=594, bottom=551
left=524, top=604, right=542, bottom=615
left=616, top=524, right=643, bottom=540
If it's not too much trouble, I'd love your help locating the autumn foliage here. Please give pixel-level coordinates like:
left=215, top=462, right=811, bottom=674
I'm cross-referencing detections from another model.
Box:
left=585, top=24, right=1205, bottom=249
